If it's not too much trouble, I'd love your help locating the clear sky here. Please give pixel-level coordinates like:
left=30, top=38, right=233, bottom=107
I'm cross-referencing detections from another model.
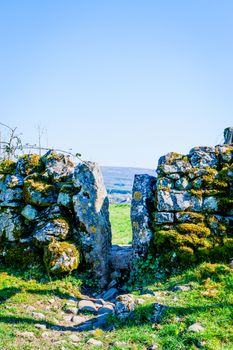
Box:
left=0, top=0, right=232, bottom=168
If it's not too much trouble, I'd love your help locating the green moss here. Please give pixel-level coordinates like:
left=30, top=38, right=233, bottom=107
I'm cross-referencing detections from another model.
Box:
left=191, top=166, right=230, bottom=192
left=189, top=189, right=204, bottom=198
left=176, top=212, right=205, bottom=223
left=43, top=241, right=80, bottom=275
left=0, top=159, right=16, bottom=174
left=207, top=216, right=228, bottom=234
left=24, top=174, right=53, bottom=195
left=23, top=174, right=56, bottom=206
left=19, top=154, right=43, bottom=175
left=177, top=223, right=211, bottom=237
left=153, top=220, right=225, bottom=268
left=176, top=246, right=196, bottom=264
left=46, top=152, right=60, bottom=160
left=210, top=238, right=233, bottom=261
left=4, top=244, right=41, bottom=269
left=218, top=197, right=233, bottom=213
left=165, top=152, right=184, bottom=165
left=196, top=262, right=232, bottom=280
left=59, top=184, right=75, bottom=195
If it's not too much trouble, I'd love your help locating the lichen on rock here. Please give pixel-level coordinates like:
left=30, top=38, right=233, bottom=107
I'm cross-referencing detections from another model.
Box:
left=33, top=217, right=70, bottom=246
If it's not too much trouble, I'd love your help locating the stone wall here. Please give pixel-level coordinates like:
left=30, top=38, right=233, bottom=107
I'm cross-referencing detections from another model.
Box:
left=0, top=129, right=232, bottom=288
left=131, top=137, right=233, bottom=269
left=0, top=151, right=111, bottom=287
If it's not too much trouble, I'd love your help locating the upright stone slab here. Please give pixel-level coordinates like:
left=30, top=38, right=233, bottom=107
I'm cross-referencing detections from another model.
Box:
left=72, top=162, right=112, bottom=288
left=224, top=127, right=233, bottom=144
left=131, top=174, right=156, bottom=256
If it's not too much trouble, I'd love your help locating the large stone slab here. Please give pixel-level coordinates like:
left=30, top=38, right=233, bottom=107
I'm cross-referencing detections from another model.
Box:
left=131, top=174, right=156, bottom=256
left=72, top=162, right=112, bottom=288
left=109, top=245, right=132, bottom=270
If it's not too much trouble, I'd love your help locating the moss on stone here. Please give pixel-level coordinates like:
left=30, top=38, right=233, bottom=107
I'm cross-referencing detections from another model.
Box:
left=189, top=189, right=204, bottom=198
left=23, top=174, right=53, bottom=200
left=176, top=246, right=196, bottom=264
left=218, top=197, right=233, bottom=214
left=23, top=174, right=57, bottom=206
left=0, top=160, right=16, bottom=174
left=4, top=244, right=41, bottom=269
left=176, top=212, right=205, bottom=223
left=43, top=241, right=80, bottom=275
left=177, top=223, right=211, bottom=237
left=166, top=152, right=184, bottom=164
left=19, top=154, right=43, bottom=175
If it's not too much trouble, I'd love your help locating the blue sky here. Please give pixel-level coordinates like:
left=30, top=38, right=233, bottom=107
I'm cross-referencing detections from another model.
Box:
left=0, top=0, right=232, bottom=168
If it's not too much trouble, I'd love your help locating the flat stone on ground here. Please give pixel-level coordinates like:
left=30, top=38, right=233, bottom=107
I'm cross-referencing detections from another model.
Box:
left=78, top=300, right=97, bottom=313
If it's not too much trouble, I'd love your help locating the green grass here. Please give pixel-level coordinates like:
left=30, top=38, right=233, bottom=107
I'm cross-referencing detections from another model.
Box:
left=109, top=204, right=132, bottom=245
left=0, top=205, right=232, bottom=349
left=0, top=262, right=232, bottom=349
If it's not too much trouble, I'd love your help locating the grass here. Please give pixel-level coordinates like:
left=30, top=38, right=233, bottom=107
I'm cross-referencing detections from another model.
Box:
left=109, top=204, right=132, bottom=245
left=0, top=262, right=232, bottom=349
left=0, top=206, right=232, bottom=349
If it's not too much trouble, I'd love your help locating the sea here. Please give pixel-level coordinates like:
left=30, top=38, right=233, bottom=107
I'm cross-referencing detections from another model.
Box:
left=101, top=166, right=156, bottom=204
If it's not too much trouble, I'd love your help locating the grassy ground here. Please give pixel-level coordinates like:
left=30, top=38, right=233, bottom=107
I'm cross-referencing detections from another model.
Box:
left=0, top=263, right=232, bottom=349
left=0, top=206, right=232, bottom=349
left=109, top=204, right=132, bottom=245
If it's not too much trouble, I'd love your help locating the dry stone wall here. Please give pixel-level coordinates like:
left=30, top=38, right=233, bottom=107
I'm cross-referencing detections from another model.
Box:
left=0, top=128, right=232, bottom=288
left=131, top=133, right=233, bottom=269
left=0, top=151, right=111, bottom=287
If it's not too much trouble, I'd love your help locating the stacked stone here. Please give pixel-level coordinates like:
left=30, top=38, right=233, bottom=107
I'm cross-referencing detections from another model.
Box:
left=0, top=152, right=111, bottom=286
left=152, top=143, right=233, bottom=266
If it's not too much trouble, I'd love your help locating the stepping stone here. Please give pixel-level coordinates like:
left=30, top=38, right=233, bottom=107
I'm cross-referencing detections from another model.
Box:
left=35, top=324, right=47, bottom=330
left=32, top=312, right=45, bottom=320
left=100, top=288, right=118, bottom=301
left=98, top=305, right=114, bottom=315
left=188, top=323, right=205, bottom=333
left=16, top=331, right=35, bottom=338
left=68, top=334, right=81, bottom=342
left=72, top=315, right=87, bottom=324
left=78, top=300, right=97, bottom=313
left=173, top=284, right=191, bottom=292
left=87, top=338, right=103, bottom=346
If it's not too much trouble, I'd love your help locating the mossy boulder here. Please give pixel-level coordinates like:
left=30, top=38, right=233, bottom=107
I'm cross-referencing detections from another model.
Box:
left=16, top=154, right=43, bottom=176
left=44, top=241, right=80, bottom=275
left=23, top=174, right=57, bottom=207
left=0, top=160, right=16, bottom=174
